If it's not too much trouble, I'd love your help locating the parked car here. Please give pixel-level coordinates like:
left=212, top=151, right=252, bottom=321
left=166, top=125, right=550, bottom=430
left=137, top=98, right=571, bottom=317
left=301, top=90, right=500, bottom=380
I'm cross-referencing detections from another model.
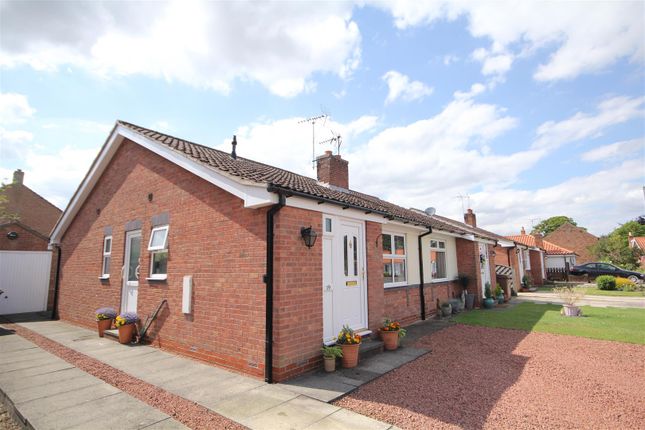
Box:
left=569, top=262, right=644, bottom=282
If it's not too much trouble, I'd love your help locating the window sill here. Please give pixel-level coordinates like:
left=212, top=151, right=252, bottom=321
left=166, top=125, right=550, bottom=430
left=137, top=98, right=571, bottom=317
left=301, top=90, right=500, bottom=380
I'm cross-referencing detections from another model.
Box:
left=430, top=278, right=449, bottom=283
left=98, top=275, right=110, bottom=280
left=384, top=282, right=408, bottom=289
left=146, top=275, right=167, bottom=281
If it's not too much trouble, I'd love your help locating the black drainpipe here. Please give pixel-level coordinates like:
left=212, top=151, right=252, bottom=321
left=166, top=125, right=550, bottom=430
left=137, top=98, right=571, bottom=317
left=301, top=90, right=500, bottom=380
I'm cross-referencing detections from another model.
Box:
left=264, top=191, right=286, bottom=383
left=51, top=244, right=62, bottom=320
left=417, top=227, right=432, bottom=320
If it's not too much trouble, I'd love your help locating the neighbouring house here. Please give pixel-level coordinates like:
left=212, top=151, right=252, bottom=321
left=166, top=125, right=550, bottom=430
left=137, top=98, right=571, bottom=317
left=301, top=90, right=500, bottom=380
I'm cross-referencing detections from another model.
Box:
left=544, top=222, right=598, bottom=264
left=49, top=121, right=500, bottom=382
left=628, top=233, right=645, bottom=268
left=492, top=237, right=529, bottom=295
left=0, top=170, right=62, bottom=314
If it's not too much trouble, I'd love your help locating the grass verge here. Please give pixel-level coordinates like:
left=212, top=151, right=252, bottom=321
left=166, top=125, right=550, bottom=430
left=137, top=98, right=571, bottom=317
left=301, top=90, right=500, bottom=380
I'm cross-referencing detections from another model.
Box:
left=453, top=302, right=645, bottom=345
left=536, top=286, right=644, bottom=297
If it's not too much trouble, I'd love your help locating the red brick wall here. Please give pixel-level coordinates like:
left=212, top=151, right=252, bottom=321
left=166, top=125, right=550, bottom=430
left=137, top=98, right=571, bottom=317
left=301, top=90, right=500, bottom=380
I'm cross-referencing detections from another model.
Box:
left=455, top=238, right=482, bottom=306
left=366, top=221, right=384, bottom=332
left=545, top=223, right=598, bottom=264
left=316, top=152, right=349, bottom=189
left=383, top=281, right=458, bottom=325
left=271, top=206, right=323, bottom=381
left=1, top=182, right=61, bottom=237
left=0, top=223, right=48, bottom=251
left=58, top=139, right=268, bottom=378
left=493, top=245, right=510, bottom=266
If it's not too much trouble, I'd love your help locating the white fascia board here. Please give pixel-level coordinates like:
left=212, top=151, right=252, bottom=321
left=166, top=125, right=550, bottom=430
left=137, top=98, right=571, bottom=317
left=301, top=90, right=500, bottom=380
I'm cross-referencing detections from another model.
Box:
left=118, top=127, right=276, bottom=209
left=385, top=219, right=428, bottom=232
left=286, top=196, right=386, bottom=224
left=475, top=238, right=497, bottom=245
left=50, top=125, right=276, bottom=245
left=497, top=239, right=516, bottom=248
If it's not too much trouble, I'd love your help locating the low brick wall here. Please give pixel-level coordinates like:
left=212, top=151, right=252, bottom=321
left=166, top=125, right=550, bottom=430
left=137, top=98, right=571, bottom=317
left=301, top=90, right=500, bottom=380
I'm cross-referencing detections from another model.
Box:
left=383, top=281, right=459, bottom=325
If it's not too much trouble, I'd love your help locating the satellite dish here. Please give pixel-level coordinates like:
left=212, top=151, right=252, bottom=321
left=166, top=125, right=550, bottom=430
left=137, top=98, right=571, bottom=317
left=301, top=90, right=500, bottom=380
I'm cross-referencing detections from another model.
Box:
left=424, top=207, right=436, bottom=216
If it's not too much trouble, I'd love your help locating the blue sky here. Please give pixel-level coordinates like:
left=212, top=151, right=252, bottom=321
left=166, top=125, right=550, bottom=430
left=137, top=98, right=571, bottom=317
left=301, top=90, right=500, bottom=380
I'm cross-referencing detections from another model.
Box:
left=0, top=1, right=643, bottom=235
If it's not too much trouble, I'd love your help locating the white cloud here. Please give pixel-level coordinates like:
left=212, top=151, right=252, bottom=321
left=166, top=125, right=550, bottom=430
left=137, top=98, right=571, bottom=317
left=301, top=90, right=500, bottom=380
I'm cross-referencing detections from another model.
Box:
left=533, top=96, right=645, bottom=151
left=0, top=1, right=361, bottom=98
left=581, top=138, right=645, bottom=162
left=382, top=70, right=434, bottom=104
left=443, top=54, right=459, bottom=65
left=454, top=82, right=486, bottom=100
left=0, top=92, right=35, bottom=125
left=374, top=1, right=644, bottom=81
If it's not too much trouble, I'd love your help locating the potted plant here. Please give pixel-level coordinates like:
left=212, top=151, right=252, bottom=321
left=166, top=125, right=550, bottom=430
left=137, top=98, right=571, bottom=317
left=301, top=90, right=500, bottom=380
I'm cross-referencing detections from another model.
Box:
left=114, top=312, right=138, bottom=344
left=95, top=307, right=117, bottom=337
left=494, top=284, right=505, bottom=304
left=553, top=286, right=586, bottom=317
left=521, top=274, right=532, bottom=292
left=380, top=318, right=407, bottom=351
left=483, top=283, right=495, bottom=309
left=321, top=345, right=343, bottom=372
left=336, top=325, right=361, bottom=368
left=440, top=301, right=452, bottom=317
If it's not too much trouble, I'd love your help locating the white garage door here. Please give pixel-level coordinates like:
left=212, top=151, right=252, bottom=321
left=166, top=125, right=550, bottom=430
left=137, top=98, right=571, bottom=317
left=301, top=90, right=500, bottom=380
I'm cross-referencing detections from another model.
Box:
left=0, top=251, right=52, bottom=315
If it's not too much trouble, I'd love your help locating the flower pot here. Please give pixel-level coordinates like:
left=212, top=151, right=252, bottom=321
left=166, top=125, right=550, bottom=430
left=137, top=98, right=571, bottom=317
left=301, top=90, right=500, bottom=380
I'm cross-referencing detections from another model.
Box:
left=562, top=304, right=580, bottom=317
left=380, top=329, right=399, bottom=351
left=340, top=343, right=360, bottom=368
left=465, top=293, right=475, bottom=310
left=483, top=298, right=495, bottom=309
left=448, top=298, right=462, bottom=313
left=496, top=294, right=504, bottom=305
left=323, top=356, right=336, bottom=372
left=97, top=319, right=112, bottom=337
left=117, top=323, right=135, bottom=344
left=440, top=304, right=452, bottom=317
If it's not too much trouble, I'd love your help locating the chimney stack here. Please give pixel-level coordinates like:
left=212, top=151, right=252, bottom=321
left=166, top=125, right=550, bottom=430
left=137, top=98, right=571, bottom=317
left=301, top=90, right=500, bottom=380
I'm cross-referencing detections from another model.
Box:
left=520, top=226, right=526, bottom=235
left=316, top=150, right=349, bottom=189
left=12, top=169, right=24, bottom=185
left=464, top=208, right=477, bottom=228
left=533, top=232, right=544, bottom=249
left=231, top=135, right=237, bottom=160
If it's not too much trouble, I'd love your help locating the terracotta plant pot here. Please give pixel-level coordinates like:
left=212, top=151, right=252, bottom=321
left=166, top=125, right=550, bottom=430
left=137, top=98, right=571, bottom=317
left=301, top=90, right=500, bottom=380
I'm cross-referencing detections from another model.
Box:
left=97, top=319, right=112, bottom=337
left=117, top=323, right=135, bottom=344
left=323, top=356, right=336, bottom=373
left=340, top=343, right=360, bottom=368
left=380, top=329, right=399, bottom=351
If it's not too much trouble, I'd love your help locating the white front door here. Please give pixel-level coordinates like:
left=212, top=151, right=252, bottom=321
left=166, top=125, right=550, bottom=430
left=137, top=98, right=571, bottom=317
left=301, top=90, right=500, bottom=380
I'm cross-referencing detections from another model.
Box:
left=122, top=230, right=141, bottom=313
left=322, top=215, right=367, bottom=343
left=479, top=242, right=491, bottom=295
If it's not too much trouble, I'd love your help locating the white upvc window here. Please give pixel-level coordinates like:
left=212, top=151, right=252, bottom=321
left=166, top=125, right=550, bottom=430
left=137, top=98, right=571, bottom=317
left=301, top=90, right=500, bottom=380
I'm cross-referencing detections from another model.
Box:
left=524, top=249, right=531, bottom=270
left=100, top=236, right=112, bottom=278
left=429, top=239, right=447, bottom=280
left=148, top=226, right=169, bottom=279
left=383, top=233, right=407, bottom=287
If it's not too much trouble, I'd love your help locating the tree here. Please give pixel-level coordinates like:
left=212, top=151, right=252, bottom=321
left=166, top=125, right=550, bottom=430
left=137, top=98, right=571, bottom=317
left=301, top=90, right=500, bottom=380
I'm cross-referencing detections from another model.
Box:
left=591, top=220, right=645, bottom=270
left=0, top=182, right=19, bottom=223
left=531, top=216, right=577, bottom=236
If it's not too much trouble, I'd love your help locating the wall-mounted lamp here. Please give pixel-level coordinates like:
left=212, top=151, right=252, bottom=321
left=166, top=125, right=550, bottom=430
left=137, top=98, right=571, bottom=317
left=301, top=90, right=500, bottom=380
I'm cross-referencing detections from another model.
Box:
left=148, top=193, right=154, bottom=202
left=6, top=231, right=18, bottom=240
left=300, top=226, right=318, bottom=248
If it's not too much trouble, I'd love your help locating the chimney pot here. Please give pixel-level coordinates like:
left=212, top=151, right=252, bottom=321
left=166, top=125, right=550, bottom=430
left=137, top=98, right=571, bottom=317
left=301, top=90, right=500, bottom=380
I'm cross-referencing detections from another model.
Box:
left=464, top=208, right=477, bottom=228
left=12, top=169, right=24, bottom=185
left=520, top=227, right=526, bottom=235
left=316, top=151, right=349, bottom=189
left=231, top=135, right=237, bottom=160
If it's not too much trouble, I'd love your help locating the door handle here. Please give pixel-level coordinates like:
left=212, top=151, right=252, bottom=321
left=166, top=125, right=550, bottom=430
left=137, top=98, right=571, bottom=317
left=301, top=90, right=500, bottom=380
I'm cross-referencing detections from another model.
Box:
left=325, top=284, right=332, bottom=292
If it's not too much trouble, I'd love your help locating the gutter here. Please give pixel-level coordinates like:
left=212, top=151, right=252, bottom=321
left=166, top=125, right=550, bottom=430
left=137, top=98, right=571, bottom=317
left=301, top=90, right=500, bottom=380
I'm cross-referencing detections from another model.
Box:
left=417, top=227, right=432, bottom=320
left=51, top=244, right=62, bottom=320
left=264, top=190, right=286, bottom=383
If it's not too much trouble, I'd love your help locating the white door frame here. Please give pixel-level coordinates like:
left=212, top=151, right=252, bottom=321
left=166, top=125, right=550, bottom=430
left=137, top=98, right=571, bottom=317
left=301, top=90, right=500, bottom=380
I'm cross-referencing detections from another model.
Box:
left=121, top=230, right=141, bottom=313
left=322, top=214, right=368, bottom=344
left=479, top=243, right=491, bottom=295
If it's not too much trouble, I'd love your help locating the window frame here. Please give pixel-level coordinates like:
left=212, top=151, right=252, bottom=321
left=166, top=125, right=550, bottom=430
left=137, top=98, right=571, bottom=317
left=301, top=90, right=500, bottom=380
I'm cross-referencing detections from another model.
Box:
left=429, top=239, right=448, bottom=282
left=382, top=232, right=408, bottom=288
left=100, top=235, right=112, bottom=279
left=523, top=249, right=531, bottom=270
left=147, top=226, right=169, bottom=280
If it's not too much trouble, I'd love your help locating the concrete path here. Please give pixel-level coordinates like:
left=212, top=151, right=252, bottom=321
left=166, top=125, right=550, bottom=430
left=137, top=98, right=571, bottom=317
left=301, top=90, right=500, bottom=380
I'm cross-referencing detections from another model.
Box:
left=4, top=318, right=397, bottom=430
left=517, top=292, right=645, bottom=308
left=0, top=327, right=187, bottom=430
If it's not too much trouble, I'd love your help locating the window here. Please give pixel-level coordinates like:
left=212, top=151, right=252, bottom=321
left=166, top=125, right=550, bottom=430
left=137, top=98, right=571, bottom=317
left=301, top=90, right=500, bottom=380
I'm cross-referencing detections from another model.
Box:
left=429, top=239, right=447, bottom=280
left=523, top=250, right=531, bottom=270
left=383, top=233, right=406, bottom=286
left=324, top=218, right=332, bottom=233
left=101, top=236, right=112, bottom=278
left=148, top=226, right=169, bottom=279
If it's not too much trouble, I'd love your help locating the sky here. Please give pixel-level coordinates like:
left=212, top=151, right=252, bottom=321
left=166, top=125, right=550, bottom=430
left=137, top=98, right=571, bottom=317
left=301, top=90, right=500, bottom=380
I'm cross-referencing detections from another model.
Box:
left=0, top=0, right=643, bottom=236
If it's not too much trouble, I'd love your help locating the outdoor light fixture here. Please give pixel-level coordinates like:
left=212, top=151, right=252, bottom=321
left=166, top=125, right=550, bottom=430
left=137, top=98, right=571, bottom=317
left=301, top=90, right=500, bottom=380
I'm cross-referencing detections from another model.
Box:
left=6, top=231, right=18, bottom=240
left=300, top=226, right=318, bottom=248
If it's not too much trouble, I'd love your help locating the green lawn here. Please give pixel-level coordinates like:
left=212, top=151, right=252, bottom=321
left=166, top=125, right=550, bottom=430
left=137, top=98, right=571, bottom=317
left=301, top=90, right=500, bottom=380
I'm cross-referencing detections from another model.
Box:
left=536, top=286, right=645, bottom=297
left=453, top=302, right=645, bottom=345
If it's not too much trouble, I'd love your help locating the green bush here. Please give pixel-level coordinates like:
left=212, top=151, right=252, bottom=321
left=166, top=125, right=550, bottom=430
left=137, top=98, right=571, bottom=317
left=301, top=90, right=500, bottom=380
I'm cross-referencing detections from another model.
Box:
left=615, top=277, right=635, bottom=291
left=596, top=275, right=616, bottom=291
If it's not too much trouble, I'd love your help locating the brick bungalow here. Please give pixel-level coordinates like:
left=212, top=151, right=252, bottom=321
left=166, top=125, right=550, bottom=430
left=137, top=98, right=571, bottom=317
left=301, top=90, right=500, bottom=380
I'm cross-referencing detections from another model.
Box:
left=49, top=121, right=498, bottom=382
left=1, top=169, right=62, bottom=312
left=544, top=222, right=597, bottom=264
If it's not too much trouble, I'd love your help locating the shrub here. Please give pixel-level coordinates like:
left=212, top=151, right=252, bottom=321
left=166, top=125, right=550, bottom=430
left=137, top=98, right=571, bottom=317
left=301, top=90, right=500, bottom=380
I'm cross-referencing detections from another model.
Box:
left=522, top=275, right=532, bottom=289
left=596, top=275, right=616, bottom=291
left=615, top=277, right=635, bottom=291
left=494, top=285, right=503, bottom=296
left=553, top=286, right=586, bottom=305
left=484, top=283, right=492, bottom=299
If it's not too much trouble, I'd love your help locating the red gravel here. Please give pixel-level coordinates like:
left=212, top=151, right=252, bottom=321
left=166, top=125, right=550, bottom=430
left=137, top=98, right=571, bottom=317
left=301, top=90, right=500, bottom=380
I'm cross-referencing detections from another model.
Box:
left=2, top=322, right=245, bottom=430
left=335, top=324, right=645, bottom=430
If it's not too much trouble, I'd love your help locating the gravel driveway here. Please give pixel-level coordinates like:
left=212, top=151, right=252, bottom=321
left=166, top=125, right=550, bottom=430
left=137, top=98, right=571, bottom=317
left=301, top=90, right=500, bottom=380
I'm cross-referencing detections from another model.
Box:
left=335, top=324, right=645, bottom=429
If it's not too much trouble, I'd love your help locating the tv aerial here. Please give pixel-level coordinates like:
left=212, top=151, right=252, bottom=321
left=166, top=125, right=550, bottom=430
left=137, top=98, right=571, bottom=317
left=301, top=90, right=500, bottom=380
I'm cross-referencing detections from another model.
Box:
left=317, top=129, right=342, bottom=156
left=298, top=114, right=328, bottom=169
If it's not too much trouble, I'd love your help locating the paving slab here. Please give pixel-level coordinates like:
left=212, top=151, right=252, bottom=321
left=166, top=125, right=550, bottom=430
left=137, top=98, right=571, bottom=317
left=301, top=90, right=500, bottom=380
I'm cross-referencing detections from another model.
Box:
left=8, top=373, right=102, bottom=404
left=213, top=384, right=300, bottom=422
left=184, top=375, right=265, bottom=409
left=0, top=360, right=74, bottom=383
left=142, top=417, right=190, bottom=429
left=304, top=408, right=392, bottom=430
left=241, top=395, right=340, bottom=430
left=1, top=367, right=88, bottom=392
left=281, top=373, right=359, bottom=402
